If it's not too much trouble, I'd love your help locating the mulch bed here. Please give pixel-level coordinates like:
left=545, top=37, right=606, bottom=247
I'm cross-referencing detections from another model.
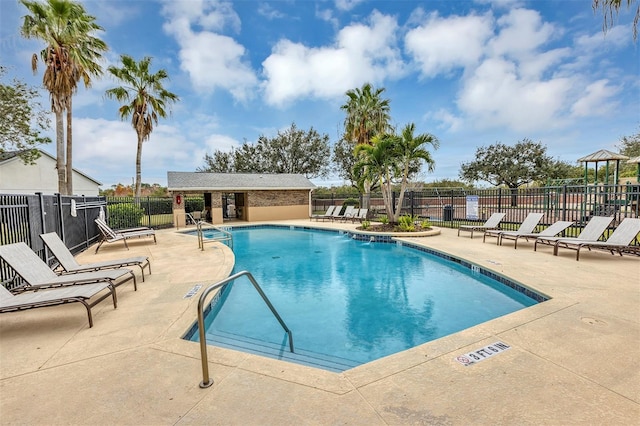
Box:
left=357, top=223, right=432, bottom=233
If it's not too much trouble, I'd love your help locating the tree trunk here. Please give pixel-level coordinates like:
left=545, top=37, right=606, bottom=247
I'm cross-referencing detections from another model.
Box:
left=362, top=180, right=372, bottom=209
left=392, top=182, right=409, bottom=223
left=55, top=110, right=66, bottom=195
left=65, top=99, right=73, bottom=195
left=135, top=133, right=144, bottom=199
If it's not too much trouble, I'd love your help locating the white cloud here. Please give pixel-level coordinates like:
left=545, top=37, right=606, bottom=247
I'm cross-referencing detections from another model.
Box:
left=335, top=0, right=366, bottom=12
left=262, top=10, right=404, bottom=106
left=405, top=12, right=494, bottom=77
left=257, top=3, right=285, bottom=20
left=430, top=108, right=464, bottom=132
left=571, top=79, right=621, bottom=117
left=71, top=118, right=199, bottom=186
left=161, top=0, right=240, bottom=33
left=456, top=58, right=573, bottom=132
left=488, top=8, right=558, bottom=59
left=161, top=0, right=257, bottom=102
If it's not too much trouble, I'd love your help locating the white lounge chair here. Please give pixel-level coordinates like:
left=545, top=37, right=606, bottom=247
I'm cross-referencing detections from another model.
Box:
left=534, top=216, right=614, bottom=254
left=340, top=206, right=357, bottom=221
left=554, top=217, right=640, bottom=260
left=483, top=213, right=544, bottom=245
left=95, top=218, right=156, bottom=253
left=41, top=232, right=151, bottom=281
left=0, top=282, right=116, bottom=328
left=499, top=220, right=574, bottom=249
left=457, top=213, right=506, bottom=238
left=310, top=205, right=335, bottom=221
left=351, top=208, right=369, bottom=222
left=0, top=242, right=136, bottom=295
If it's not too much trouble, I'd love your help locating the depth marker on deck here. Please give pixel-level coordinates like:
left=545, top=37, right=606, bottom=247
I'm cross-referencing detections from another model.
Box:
left=455, top=341, right=511, bottom=366
left=184, top=284, right=203, bottom=299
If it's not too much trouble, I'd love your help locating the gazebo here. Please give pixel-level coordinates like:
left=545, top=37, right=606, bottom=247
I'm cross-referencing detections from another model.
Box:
left=577, top=149, right=629, bottom=185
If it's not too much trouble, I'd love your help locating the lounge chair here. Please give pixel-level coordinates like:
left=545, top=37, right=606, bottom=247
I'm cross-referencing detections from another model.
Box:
left=554, top=217, right=640, bottom=260
left=95, top=218, right=156, bottom=253
left=0, top=282, right=116, bottom=328
left=41, top=232, right=151, bottom=282
left=340, top=206, right=356, bottom=221
left=351, top=208, right=369, bottom=222
left=483, top=213, right=544, bottom=245
left=499, top=220, right=574, bottom=249
left=0, top=242, right=136, bottom=296
left=329, top=206, right=345, bottom=221
left=457, top=213, right=506, bottom=238
left=534, top=216, right=614, bottom=254
left=310, top=205, right=335, bottom=221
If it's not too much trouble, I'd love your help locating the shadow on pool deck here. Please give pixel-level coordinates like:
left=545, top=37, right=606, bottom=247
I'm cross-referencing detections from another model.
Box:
left=0, top=221, right=638, bottom=425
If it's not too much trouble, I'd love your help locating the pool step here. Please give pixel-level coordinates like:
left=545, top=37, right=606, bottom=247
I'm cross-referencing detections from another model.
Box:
left=203, top=329, right=360, bottom=372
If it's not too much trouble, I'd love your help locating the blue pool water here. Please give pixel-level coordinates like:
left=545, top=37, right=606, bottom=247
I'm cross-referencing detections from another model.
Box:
left=187, top=226, right=540, bottom=372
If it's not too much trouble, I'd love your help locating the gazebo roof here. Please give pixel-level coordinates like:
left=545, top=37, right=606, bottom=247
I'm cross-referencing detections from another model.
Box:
left=627, top=156, right=640, bottom=164
left=577, top=149, right=629, bottom=163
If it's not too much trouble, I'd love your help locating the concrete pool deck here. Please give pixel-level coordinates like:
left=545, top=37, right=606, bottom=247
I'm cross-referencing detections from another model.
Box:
left=0, top=220, right=638, bottom=425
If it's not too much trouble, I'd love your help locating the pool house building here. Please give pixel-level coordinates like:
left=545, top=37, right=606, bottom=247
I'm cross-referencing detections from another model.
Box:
left=167, top=172, right=316, bottom=226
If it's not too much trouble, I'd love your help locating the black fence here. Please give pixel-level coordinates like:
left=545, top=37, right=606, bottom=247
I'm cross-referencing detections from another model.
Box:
left=313, top=183, right=640, bottom=231
left=0, top=194, right=176, bottom=289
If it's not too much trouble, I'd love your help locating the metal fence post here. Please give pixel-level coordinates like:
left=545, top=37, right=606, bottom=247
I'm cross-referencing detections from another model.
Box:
left=561, top=185, right=568, bottom=221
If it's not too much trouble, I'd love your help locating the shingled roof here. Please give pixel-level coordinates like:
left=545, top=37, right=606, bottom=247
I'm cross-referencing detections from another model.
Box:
left=167, top=172, right=315, bottom=191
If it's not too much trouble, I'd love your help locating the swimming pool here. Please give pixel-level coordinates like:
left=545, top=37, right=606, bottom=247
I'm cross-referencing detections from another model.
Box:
left=186, top=226, right=545, bottom=372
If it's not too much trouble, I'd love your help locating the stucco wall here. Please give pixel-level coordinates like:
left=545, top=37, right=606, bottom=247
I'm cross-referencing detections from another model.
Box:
left=0, top=155, right=100, bottom=195
left=246, top=205, right=310, bottom=221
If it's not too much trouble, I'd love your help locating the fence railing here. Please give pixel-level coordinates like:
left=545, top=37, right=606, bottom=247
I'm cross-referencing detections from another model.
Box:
left=312, top=183, right=640, bottom=230
left=0, top=194, right=178, bottom=289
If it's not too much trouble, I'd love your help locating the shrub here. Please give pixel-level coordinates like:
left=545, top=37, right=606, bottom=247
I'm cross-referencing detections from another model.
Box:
left=420, top=218, right=432, bottom=229
left=185, top=197, right=204, bottom=213
left=108, top=203, right=144, bottom=229
left=379, top=215, right=389, bottom=224
left=343, top=197, right=360, bottom=207
left=397, top=215, right=416, bottom=232
left=361, top=220, right=371, bottom=230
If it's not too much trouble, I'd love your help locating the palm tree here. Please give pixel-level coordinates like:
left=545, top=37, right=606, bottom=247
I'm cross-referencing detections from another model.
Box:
left=20, top=0, right=106, bottom=195
left=105, top=55, right=179, bottom=199
left=355, top=123, right=438, bottom=223
left=389, top=123, right=438, bottom=223
left=341, top=83, right=392, bottom=208
left=354, top=136, right=396, bottom=220
left=593, top=0, right=639, bottom=40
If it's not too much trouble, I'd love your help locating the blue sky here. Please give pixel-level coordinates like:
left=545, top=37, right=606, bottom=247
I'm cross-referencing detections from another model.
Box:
left=1, top=0, right=638, bottom=190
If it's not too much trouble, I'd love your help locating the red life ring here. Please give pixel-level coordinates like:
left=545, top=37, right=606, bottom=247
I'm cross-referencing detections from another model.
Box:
left=176, top=194, right=182, bottom=205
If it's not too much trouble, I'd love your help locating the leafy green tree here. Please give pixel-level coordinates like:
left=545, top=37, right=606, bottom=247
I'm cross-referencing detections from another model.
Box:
left=355, top=123, right=438, bottom=222
left=460, top=139, right=557, bottom=206
left=199, top=123, right=331, bottom=178
left=0, top=67, right=51, bottom=164
left=21, top=0, right=107, bottom=194
left=332, top=137, right=362, bottom=189
left=106, top=55, right=179, bottom=199
left=593, top=0, right=639, bottom=40
left=617, top=129, right=640, bottom=177
left=341, top=83, right=393, bottom=207
left=421, top=179, right=474, bottom=189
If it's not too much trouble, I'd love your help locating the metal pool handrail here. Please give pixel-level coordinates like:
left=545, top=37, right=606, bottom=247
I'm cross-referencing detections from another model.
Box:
left=197, top=270, right=294, bottom=388
left=196, top=221, right=233, bottom=251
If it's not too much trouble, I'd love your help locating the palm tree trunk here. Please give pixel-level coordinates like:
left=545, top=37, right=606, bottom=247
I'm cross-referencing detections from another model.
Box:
left=135, top=133, right=144, bottom=199
left=362, top=180, right=372, bottom=209
left=66, top=99, right=73, bottom=195
left=55, top=110, right=66, bottom=195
